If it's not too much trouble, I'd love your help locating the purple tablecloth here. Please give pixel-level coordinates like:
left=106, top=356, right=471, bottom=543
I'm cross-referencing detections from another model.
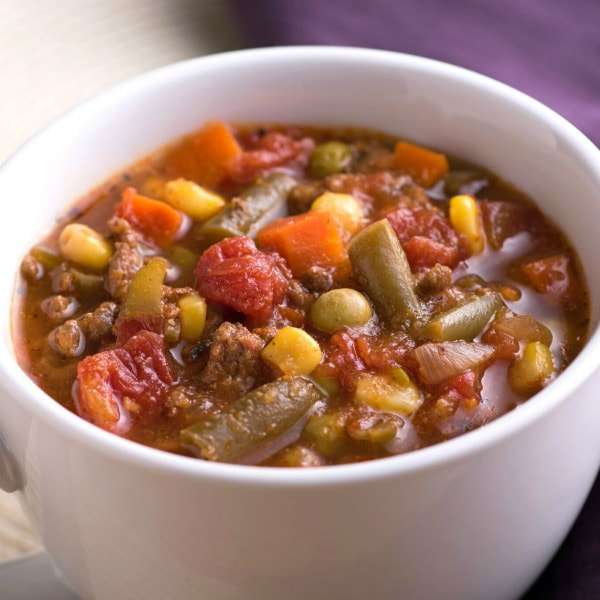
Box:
left=229, top=1, right=600, bottom=597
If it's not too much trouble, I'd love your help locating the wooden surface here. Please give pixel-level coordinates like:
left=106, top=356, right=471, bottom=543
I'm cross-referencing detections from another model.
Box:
left=0, top=0, right=239, bottom=561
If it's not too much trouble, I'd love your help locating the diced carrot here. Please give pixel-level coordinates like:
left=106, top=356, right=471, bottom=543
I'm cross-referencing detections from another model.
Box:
left=257, top=211, right=348, bottom=278
left=162, top=121, right=242, bottom=188
left=522, top=254, right=574, bottom=304
left=117, top=188, right=182, bottom=247
left=393, top=140, right=449, bottom=188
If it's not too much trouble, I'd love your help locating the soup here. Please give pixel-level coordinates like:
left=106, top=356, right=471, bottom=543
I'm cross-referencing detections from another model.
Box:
left=14, top=122, right=589, bottom=466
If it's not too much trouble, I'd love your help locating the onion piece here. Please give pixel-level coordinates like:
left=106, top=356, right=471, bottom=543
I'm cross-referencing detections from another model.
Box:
left=413, top=341, right=495, bottom=385
left=495, top=314, right=553, bottom=346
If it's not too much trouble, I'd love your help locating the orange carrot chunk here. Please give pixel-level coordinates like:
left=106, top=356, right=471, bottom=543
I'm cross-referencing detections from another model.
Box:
left=117, top=188, right=182, bottom=247
left=393, top=140, right=449, bottom=188
left=257, top=211, right=348, bottom=278
left=162, top=121, right=242, bottom=188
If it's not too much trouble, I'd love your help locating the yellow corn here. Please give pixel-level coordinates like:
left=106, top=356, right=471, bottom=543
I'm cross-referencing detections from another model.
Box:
left=354, top=370, right=422, bottom=415
left=164, top=178, right=225, bottom=221
left=140, top=176, right=167, bottom=200
left=58, top=223, right=113, bottom=271
left=311, top=191, right=363, bottom=237
left=449, top=194, right=484, bottom=254
left=261, top=327, right=322, bottom=376
left=178, top=294, right=207, bottom=341
left=508, top=341, right=554, bottom=396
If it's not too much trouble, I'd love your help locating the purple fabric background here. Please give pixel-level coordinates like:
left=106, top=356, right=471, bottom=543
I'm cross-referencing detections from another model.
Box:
left=229, top=1, right=600, bottom=597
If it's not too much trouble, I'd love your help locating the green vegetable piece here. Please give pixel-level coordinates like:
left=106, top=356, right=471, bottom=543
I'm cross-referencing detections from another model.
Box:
left=31, top=247, right=62, bottom=270
left=346, top=413, right=399, bottom=445
left=198, top=173, right=297, bottom=243
left=303, top=413, right=346, bottom=458
left=348, top=218, right=422, bottom=327
left=70, top=268, right=105, bottom=296
left=423, top=292, right=503, bottom=341
left=168, top=246, right=200, bottom=272
left=309, top=372, right=341, bottom=398
left=508, top=341, right=554, bottom=396
left=444, top=170, right=489, bottom=197
left=180, top=377, right=323, bottom=463
left=121, top=258, right=166, bottom=318
left=310, top=288, right=372, bottom=333
left=309, top=141, right=352, bottom=177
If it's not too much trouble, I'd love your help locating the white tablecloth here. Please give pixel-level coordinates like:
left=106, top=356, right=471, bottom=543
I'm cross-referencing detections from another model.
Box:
left=0, top=0, right=239, bottom=560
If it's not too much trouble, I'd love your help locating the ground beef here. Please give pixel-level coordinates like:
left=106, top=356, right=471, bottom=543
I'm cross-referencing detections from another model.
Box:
left=79, top=301, right=118, bottom=339
left=49, top=320, right=84, bottom=358
left=288, top=181, right=325, bottom=214
left=50, top=263, right=75, bottom=294
left=287, top=280, right=315, bottom=311
left=417, top=264, right=453, bottom=296
left=41, top=295, right=78, bottom=320
left=199, top=321, right=266, bottom=397
left=49, top=301, right=118, bottom=357
left=106, top=217, right=143, bottom=301
left=21, top=255, right=43, bottom=281
left=351, top=139, right=395, bottom=173
left=301, top=266, right=334, bottom=293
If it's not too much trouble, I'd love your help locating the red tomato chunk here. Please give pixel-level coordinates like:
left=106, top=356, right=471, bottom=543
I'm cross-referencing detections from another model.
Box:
left=386, top=205, right=469, bottom=270
left=230, top=132, right=313, bottom=181
left=195, top=236, right=290, bottom=321
left=523, top=254, right=574, bottom=304
left=76, top=331, right=174, bottom=434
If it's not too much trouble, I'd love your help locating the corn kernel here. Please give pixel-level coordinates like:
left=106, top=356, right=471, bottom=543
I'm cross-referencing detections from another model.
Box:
left=449, top=194, right=484, bottom=254
left=140, top=176, right=167, bottom=200
left=311, top=192, right=363, bottom=237
left=58, top=223, right=113, bottom=271
left=164, top=178, right=225, bottom=221
left=354, top=372, right=422, bottom=415
left=261, top=327, right=322, bottom=376
left=508, top=341, right=554, bottom=396
left=178, top=294, right=207, bottom=341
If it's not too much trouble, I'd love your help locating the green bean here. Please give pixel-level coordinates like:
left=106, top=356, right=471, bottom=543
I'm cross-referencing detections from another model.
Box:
left=310, top=288, right=372, bottom=333
left=121, top=258, right=166, bottom=318
left=348, top=218, right=422, bottom=327
left=423, top=292, right=503, bottom=341
left=180, top=377, right=323, bottom=463
left=198, top=173, right=296, bottom=243
left=309, top=141, right=352, bottom=177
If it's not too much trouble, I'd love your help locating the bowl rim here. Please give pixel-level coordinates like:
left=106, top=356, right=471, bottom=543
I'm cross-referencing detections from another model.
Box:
left=2, top=45, right=600, bottom=488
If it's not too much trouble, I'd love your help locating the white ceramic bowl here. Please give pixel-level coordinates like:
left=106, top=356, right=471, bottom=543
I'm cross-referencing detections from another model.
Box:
left=1, top=47, right=600, bottom=600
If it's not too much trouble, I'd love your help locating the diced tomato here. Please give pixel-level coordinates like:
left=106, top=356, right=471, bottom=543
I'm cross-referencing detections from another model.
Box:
left=115, top=314, right=164, bottom=345
left=522, top=254, right=574, bottom=304
left=386, top=205, right=469, bottom=271
left=229, top=132, right=314, bottom=181
left=76, top=331, right=174, bottom=434
left=256, top=211, right=349, bottom=279
left=117, top=188, right=182, bottom=247
left=195, top=236, right=290, bottom=321
left=316, top=331, right=365, bottom=391
left=354, top=333, right=415, bottom=371
left=480, top=326, right=519, bottom=360
left=480, top=201, right=546, bottom=251
left=404, top=236, right=459, bottom=270
left=441, top=371, right=481, bottom=401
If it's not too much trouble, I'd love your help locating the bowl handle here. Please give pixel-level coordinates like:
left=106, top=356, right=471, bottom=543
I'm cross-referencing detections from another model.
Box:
left=0, top=436, right=20, bottom=492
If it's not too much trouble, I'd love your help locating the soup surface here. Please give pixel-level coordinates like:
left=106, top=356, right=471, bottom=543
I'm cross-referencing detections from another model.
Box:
left=14, top=122, right=589, bottom=466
